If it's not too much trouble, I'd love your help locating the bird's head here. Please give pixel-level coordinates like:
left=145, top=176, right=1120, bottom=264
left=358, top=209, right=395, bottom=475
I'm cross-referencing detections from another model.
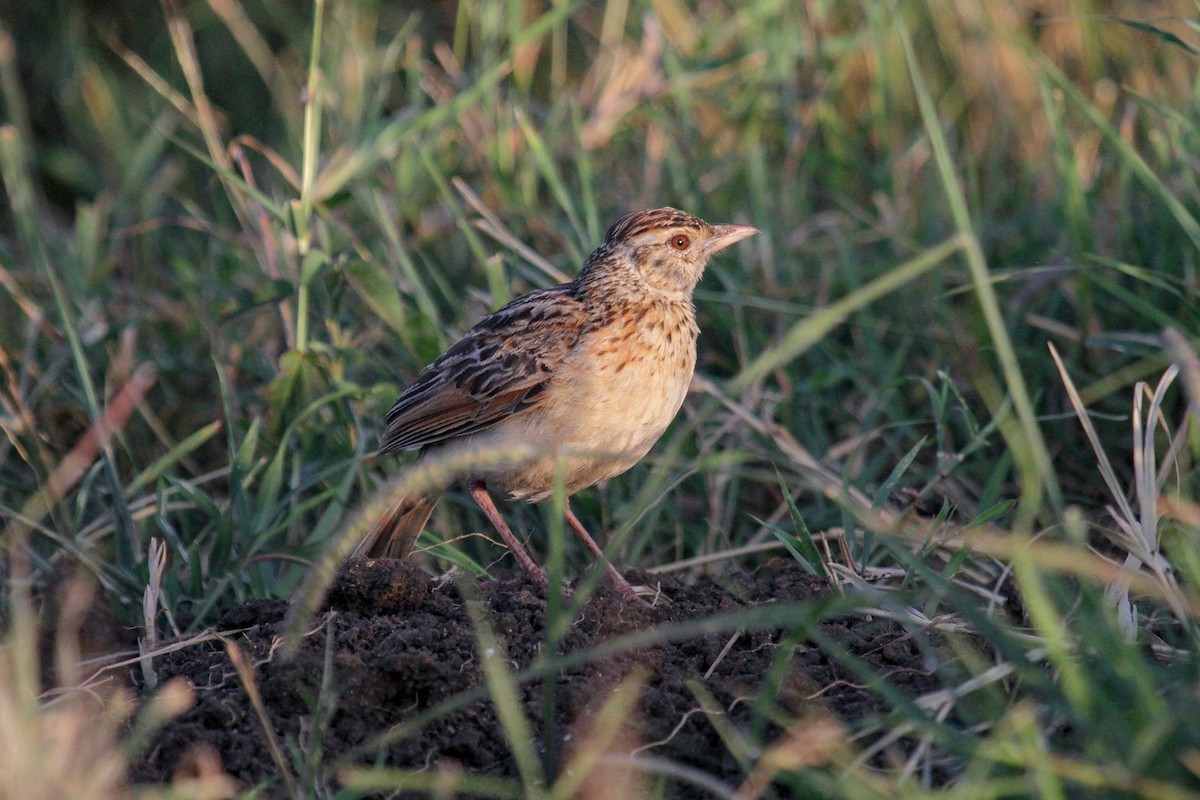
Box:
left=585, top=207, right=758, bottom=295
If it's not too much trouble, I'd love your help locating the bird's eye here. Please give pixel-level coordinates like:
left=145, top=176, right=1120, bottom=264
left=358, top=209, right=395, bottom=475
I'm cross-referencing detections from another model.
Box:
left=670, top=235, right=690, bottom=250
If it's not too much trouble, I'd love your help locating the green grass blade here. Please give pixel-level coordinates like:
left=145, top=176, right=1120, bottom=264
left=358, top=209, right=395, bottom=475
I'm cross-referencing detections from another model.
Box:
left=1037, top=53, right=1200, bottom=253
left=127, top=420, right=223, bottom=495
left=460, top=580, right=547, bottom=798
left=513, top=109, right=585, bottom=258
left=894, top=7, right=1063, bottom=519
left=731, top=235, right=963, bottom=390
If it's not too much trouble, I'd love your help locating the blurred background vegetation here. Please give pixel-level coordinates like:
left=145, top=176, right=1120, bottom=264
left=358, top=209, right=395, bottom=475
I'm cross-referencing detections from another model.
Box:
left=2, top=0, right=1200, bottom=796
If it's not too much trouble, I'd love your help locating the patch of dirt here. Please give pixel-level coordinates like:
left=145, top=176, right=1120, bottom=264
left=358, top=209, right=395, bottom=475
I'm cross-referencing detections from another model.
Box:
left=132, top=560, right=941, bottom=797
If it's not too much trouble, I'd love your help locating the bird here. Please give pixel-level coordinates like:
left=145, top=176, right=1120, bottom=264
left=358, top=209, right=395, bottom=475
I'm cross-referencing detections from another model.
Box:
left=357, top=207, right=758, bottom=601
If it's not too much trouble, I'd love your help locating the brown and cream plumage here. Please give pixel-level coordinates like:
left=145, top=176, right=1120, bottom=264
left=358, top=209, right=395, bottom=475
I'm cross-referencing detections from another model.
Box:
left=359, top=207, right=758, bottom=600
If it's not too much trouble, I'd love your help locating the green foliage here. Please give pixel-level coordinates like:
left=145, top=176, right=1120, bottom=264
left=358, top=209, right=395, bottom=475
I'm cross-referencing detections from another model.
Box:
left=2, top=0, right=1200, bottom=797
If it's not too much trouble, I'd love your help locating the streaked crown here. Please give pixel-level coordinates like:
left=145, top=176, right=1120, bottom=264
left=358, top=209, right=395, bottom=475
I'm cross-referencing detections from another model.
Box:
left=603, top=207, right=710, bottom=243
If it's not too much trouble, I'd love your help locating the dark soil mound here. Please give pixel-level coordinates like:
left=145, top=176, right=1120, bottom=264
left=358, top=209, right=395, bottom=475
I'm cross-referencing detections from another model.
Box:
left=132, top=559, right=940, bottom=797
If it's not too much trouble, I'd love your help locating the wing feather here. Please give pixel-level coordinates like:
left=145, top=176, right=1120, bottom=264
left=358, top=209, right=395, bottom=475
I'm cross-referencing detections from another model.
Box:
left=380, top=286, right=585, bottom=453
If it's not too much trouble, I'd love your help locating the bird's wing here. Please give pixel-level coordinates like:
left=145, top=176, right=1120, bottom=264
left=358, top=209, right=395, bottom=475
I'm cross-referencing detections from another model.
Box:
left=380, top=286, right=586, bottom=452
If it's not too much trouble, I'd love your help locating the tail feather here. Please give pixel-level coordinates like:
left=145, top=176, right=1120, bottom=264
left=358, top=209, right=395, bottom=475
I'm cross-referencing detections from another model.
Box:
left=353, top=494, right=436, bottom=560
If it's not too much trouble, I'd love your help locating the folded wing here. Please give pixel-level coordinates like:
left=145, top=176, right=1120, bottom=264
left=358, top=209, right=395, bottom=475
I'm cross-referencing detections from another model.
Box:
left=380, top=286, right=586, bottom=452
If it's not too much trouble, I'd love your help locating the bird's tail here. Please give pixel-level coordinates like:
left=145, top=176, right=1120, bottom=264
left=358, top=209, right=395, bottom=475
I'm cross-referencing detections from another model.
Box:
left=353, top=493, right=437, bottom=560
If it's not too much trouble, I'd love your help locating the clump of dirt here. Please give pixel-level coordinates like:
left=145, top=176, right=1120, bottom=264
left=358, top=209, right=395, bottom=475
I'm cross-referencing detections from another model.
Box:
left=132, top=559, right=941, bottom=797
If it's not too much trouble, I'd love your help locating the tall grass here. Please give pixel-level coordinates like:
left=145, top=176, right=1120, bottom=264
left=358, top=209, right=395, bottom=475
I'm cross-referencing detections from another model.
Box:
left=2, top=0, right=1200, bottom=796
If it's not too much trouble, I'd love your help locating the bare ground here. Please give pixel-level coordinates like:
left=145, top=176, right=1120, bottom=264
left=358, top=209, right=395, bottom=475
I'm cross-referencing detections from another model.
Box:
left=132, top=559, right=942, bottom=797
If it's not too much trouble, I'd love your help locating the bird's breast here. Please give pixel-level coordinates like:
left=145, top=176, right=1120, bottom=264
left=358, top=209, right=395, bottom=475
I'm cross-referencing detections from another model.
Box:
left=488, top=298, right=699, bottom=500
left=570, top=300, right=698, bottom=446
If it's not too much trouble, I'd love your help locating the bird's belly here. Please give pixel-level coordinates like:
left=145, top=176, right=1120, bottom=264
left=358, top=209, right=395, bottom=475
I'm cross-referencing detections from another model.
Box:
left=486, top=341, right=695, bottom=501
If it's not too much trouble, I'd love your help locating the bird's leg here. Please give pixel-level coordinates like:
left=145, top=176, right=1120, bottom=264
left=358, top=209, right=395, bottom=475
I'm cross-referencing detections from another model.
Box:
left=564, top=501, right=647, bottom=604
left=468, top=479, right=546, bottom=583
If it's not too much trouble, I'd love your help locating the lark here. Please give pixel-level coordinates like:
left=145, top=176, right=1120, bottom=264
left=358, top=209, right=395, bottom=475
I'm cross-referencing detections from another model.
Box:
left=358, top=208, right=758, bottom=600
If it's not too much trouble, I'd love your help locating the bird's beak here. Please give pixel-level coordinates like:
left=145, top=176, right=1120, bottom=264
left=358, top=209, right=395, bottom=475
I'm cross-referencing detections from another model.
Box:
left=703, top=223, right=759, bottom=256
